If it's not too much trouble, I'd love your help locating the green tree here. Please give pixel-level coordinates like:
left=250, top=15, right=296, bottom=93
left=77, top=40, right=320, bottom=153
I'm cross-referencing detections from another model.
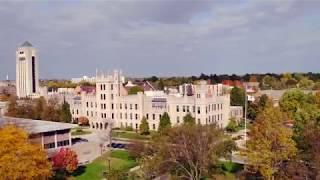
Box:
left=139, top=117, right=150, bottom=135
left=128, top=86, right=144, bottom=95
left=225, top=118, right=238, bottom=132
left=60, top=101, right=72, bottom=123
left=298, top=77, right=314, bottom=89
left=183, top=113, right=195, bottom=125
left=158, top=79, right=165, bottom=90
left=244, top=107, right=297, bottom=179
left=34, top=96, right=47, bottom=120
left=230, top=87, right=245, bottom=106
left=158, top=112, right=171, bottom=133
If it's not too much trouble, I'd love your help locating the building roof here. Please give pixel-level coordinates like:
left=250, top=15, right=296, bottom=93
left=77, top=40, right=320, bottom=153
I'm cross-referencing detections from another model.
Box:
left=0, top=117, right=77, bottom=134
left=20, top=41, right=33, bottom=47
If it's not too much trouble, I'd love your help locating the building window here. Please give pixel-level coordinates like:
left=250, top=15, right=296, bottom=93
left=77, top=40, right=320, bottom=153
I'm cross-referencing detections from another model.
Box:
left=135, top=114, right=138, bottom=120
left=152, top=114, right=155, bottom=120
left=198, top=119, right=200, bottom=124
left=112, top=113, right=114, bottom=119
left=125, top=104, right=127, bottom=109
left=183, top=106, right=185, bottom=112
left=111, top=94, right=114, bottom=100
left=130, top=113, right=132, bottom=120
left=176, top=105, right=179, bottom=112
left=100, top=84, right=103, bottom=90
left=32, top=56, right=36, bottom=93
left=91, top=102, right=93, bottom=108
left=87, top=111, right=89, bottom=116
left=193, top=106, right=195, bottom=112
left=198, top=107, right=200, bottom=114
left=187, top=106, right=190, bottom=112
left=125, top=113, right=127, bottom=119
left=135, top=104, right=138, bottom=110
left=159, top=114, right=162, bottom=120
left=120, top=113, right=122, bottom=119
left=57, top=140, right=70, bottom=147
left=177, top=116, right=180, bottom=124
left=135, top=124, right=138, bottom=129
left=111, top=103, right=114, bottom=110
left=153, top=124, right=155, bottom=130
left=130, top=104, right=132, bottom=110
left=120, top=103, right=122, bottom=109
left=76, top=110, right=78, bottom=114
left=44, top=143, right=55, bottom=149
left=146, top=114, right=149, bottom=120
left=86, top=102, right=89, bottom=107
left=111, top=84, right=113, bottom=90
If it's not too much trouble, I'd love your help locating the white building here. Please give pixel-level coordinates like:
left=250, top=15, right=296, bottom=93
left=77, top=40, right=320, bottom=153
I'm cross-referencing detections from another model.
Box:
left=71, top=76, right=96, bottom=84
left=70, top=70, right=232, bottom=131
left=16, top=41, right=39, bottom=98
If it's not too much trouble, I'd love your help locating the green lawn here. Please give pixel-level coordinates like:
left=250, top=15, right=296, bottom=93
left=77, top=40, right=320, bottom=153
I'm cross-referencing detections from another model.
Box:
left=71, top=128, right=92, bottom=136
left=72, top=150, right=138, bottom=180
left=112, top=130, right=153, bottom=140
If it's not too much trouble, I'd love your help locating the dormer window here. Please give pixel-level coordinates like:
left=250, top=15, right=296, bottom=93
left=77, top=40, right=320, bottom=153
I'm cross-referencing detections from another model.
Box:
left=19, top=51, right=24, bottom=54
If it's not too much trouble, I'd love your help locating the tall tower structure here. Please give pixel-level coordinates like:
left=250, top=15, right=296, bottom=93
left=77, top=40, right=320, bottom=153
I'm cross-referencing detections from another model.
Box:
left=16, top=41, right=39, bottom=98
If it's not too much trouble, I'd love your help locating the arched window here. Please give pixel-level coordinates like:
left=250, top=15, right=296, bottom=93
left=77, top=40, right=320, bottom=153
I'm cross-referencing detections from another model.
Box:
left=96, top=123, right=99, bottom=129
left=105, top=123, right=108, bottom=130
left=92, top=123, right=95, bottom=129
left=100, top=123, right=103, bottom=129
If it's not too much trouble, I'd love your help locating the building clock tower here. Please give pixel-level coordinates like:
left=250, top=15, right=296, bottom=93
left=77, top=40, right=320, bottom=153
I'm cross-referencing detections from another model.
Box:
left=16, top=41, right=39, bottom=98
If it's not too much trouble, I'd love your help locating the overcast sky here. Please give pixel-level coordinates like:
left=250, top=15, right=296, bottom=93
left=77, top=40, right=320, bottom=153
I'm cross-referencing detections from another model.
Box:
left=1, top=0, right=320, bottom=79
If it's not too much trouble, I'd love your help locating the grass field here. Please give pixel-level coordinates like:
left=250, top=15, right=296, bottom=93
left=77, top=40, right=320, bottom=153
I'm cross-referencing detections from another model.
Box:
left=71, top=128, right=92, bottom=136
left=72, top=150, right=138, bottom=180
left=112, top=130, right=153, bottom=140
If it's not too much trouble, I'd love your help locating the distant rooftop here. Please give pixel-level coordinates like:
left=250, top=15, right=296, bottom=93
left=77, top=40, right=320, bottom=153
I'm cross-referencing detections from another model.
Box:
left=0, top=117, right=77, bottom=134
left=20, top=41, right=33, bottom=47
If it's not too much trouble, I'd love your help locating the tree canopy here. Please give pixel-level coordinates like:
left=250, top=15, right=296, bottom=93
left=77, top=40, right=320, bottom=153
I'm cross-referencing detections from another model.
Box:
left=230, top=87, right=245, bottom=107
left=139, top=117, right=150, bottom=135
left=183, top=113, right=195, bottom=125
left=136, top=124, right=237, bottom=179
left=0, top=126, right=52, bottom=179
left=158, top=112, right=171, bottom=133
left=244, top=106, right=297, bottom=179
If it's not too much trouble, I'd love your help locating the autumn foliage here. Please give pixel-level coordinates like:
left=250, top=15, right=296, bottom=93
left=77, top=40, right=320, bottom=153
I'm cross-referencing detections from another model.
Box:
left=0, top=125, right=52, bottom=179
left=52, top=148, right=78, bottom=173
left=78, top=116, right=89, bottom=126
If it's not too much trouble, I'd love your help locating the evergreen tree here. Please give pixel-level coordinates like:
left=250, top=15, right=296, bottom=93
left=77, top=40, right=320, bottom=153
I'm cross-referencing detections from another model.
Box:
left=60, top=101, right=72, bottom=123
left=139, top=117, right=150, bottom=135
left=183, top=113, right=195, bottom=125
left=158, top=112, right=171, bottom=133
left=230, top=87, right=245, bottom=106
left=34, top=96, right=46, bottom=120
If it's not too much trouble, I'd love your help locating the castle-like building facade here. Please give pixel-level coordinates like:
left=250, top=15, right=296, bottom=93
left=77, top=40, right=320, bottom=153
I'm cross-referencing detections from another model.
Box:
left=70, top=70, right=232, bottom=131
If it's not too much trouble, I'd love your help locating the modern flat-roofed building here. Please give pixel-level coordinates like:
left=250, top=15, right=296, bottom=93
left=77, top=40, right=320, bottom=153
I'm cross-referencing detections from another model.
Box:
left=69, top=70, right=232, bottom=131
left=0, top=117, right=77, bottom=150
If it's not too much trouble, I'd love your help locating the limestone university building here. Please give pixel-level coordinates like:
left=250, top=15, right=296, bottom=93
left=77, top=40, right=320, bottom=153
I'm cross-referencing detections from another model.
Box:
left=70, top=70, right=233, bottom=131
left=16, top=41, right=39, bottom=98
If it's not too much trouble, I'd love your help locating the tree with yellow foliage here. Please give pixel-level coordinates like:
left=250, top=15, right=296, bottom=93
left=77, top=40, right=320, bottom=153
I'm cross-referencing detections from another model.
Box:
left=0, top=126, right=52, bottom=179
left=244, top=107, right=297, bottom=179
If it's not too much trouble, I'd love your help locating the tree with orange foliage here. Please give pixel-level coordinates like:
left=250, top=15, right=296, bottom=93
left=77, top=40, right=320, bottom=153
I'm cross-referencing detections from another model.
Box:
left=0, top=125, right=52, bottom=179
left=78, top=116, right=89, bottom=126
left=52, top=148, right=78, bottom=174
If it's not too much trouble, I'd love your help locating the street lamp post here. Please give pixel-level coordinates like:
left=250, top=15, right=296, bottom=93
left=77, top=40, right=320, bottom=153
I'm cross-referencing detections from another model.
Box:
left=244, top=85, right=247, bottom=148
